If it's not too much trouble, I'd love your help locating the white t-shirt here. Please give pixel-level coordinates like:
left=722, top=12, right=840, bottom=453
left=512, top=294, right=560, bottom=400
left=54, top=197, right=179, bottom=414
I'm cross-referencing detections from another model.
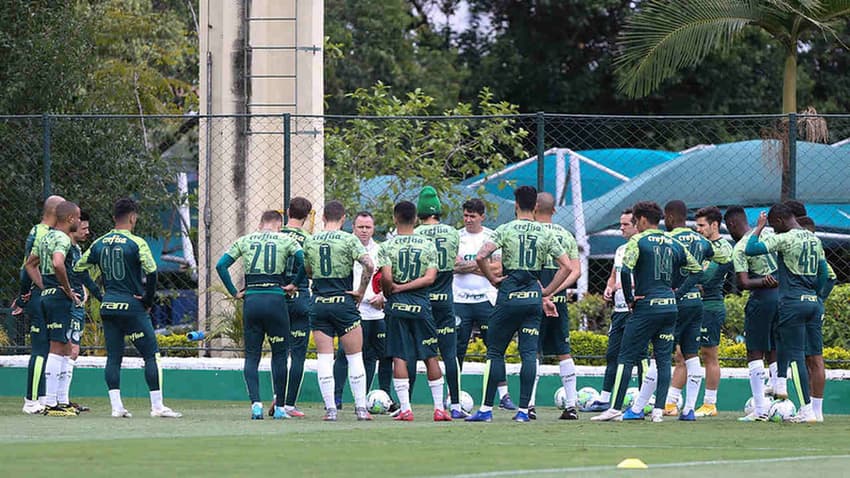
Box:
left=613, top=243, right=629, bottom=313
left=354, top=238, right=384, bottom=321
left=453, top=227, right=498, bottom=305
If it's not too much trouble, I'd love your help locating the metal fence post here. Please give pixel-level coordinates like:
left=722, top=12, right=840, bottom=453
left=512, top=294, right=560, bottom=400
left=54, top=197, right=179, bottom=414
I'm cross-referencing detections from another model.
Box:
left=42, top=113, right=52, bottom=199
left=536, top=112, right=545, bottom=191
left=787, top=113, right=797, bottom=200
left=283, top=113, right=291, bottom=219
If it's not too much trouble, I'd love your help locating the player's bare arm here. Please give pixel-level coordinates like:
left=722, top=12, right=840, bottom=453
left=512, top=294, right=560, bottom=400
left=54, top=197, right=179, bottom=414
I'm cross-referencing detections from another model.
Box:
left=379, top=265, right=394, bottom=297
left=53, top=251, right=80, bottom=305
left=736, top=271, right=777, bottom=290
left=603, top=264, right=618, bottom=301
left=551, top=258, right=581, bottom=295
left=541, top=253, right=572, bottom=298
left=392, top=267, right=437, bottom=294
left=24, top=254, right=44, bottom=290
left=347, top=253, right=375, bottom=303
left=475, top=241, right=504, bottom=286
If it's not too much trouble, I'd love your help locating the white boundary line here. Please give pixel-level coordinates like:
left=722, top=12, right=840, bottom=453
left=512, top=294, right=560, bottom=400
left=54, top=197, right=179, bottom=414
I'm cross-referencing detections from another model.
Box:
left=427, top=454, right=850, bottom=478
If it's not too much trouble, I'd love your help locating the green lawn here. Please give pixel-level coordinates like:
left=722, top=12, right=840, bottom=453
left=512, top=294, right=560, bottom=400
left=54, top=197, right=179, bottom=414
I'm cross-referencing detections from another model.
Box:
left=2, top=398, right=849, bottom=478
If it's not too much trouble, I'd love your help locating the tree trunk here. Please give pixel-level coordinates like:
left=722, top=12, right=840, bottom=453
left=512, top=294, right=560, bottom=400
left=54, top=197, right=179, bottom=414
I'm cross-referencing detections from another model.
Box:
left=780, top=51, right=797, bottom=200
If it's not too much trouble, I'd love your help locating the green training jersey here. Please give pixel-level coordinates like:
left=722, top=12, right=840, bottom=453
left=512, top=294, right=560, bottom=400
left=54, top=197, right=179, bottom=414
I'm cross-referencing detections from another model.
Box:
left=225, top=231, right=301, bottom=294
left=280, top=226, right=311, bottom=290
left=539, top=223, right=579, bottom=295
left=759, top=228, right=826, bottom=300
left=68, top=244, right=86, bottom=296
left=377, top=234, right=438, bottom=299
left=33, top=229, right=73, bottom=290
left=22, top=223, right=50, bottom=268
left=414, top=223, right=460, bottom=299
left=304, top=230, right=366, bottom=295
left=623, top=228, right=701, bottom=311
left=668, top=227, right=713, bottom=297
left=75, top=229, right=157, bottom=300
left=488, top=219, right=566, bottom=296
left=733, top=230, right=779, bottom=278
left=702, top=238, right=733, bottom=302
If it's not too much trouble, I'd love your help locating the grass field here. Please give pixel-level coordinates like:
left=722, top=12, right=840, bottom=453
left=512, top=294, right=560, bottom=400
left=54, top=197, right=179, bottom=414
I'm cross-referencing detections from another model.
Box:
left=2, top=397, right=849, bottom=478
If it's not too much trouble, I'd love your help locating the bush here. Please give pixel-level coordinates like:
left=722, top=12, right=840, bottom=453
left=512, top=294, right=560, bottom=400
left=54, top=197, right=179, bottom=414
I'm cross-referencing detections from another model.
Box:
left=568, top=294, right=612, bottom=332
left=157, top=334, right=196, bottom=357
left=823, top=284, right=850, bottom=349
left=723, top=292, right=747, bottom=339
left=569, top=330, right=608, bottom=366
left=718, top=336, right=747, bottom=367
left=824, top=346, right=850, bottom=369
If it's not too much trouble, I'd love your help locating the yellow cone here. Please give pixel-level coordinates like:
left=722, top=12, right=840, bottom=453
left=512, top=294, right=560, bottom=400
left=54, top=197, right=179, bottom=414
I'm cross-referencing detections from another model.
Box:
left=617, top=458, right=648, bottom=469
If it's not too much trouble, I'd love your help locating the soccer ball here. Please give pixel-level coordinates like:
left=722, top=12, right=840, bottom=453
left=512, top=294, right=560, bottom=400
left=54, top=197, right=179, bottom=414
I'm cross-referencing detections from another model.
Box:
left=769, top=399, right=797, bottom=422
left=744, top=397, right=755, bottom=415
left=445, top=391, right=475, bottom=413
left=643, top=394, right=656, bottom=414
left=554, top=386, right=568, bottom=410
left=623, top=387, right=639, bottom=409
left=366, top=390, right=392, bottom=414
left=576, top=387, right=599, bottom=409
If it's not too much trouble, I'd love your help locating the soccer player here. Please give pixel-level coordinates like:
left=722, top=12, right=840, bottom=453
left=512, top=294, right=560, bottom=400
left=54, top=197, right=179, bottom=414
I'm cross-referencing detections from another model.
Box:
left=413, top=187, right=465, bottom=418
left=724, top=206, right=780, bottom=421
left=466, top=185, right=572, bottom=423
left=529, top=192, right=581, bottom=420
left=75, top=198, right=181, bottom=418
left=25, top=200, right=81, bottom=416
left=584, top=209, right=639, bottom=412
left=276, top=197, right=313, bottom=418
left=453, top=199, right=515, bottom=410
left=693, top=206, right=734, bottom=417
left=745, top=205, right=829, bottom=422
left=378, top=200, right=450, bottom=422
left=217, top=209, right=303, bottom=420
left=662, top=200, right=713, bottom=420
left=304, top=201, right=374, bottom=422
left=20, top=194, right=64, bottom=415
left=593, top=201, right=702, bottom=422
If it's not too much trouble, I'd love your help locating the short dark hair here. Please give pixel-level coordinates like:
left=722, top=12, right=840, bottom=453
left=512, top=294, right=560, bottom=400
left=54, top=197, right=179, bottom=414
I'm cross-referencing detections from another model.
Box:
left=784, top=200, right=807, bottom=218
left=323, top=201, right=346, bottom=222
left=767, top=203, right=794, bottom=222
left=288, top=197, right=312, bottom=220
left=463, top=198, right=486, bottom=216
left=797, top=216, right=815, bottom=232
left=621, top=208, right=633, bottom=215
left=56, top=201, right=78, bottom=223
left=113, top=198, right=138, bottom=222
left=418, top=212, right=440, bottom=221
left=261, top=210, right=283, bottom=223
left=79, top=210, right=90, bottom=223
left=664, top=200, right=688, bottom=222
left=393, top=201, right=417, bottom=225
left=355, top=211, right=373, bottom=220
left=632, top=201, right=663, bottom=225
left=723, top=206, right=746, bottom=224
left=696, top=206, right=723, bottom=225
left=514, top=186, right=538, bottom=212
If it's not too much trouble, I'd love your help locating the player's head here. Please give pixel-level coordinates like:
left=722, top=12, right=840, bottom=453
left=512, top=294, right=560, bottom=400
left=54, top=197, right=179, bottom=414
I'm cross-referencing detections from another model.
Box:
left=695, top=206, right=722, bottom=239
left=663, top=200, right=687, bottom=231
left=353, top=211, right=375, bottom=244
left=42, top=195, right=65, bottom=225
left=260, top=209, right=283, bottom=230
left=767, top=203, right=796, bottom=233
left=288, top=197, right=312, bottom=221
left=784, top=200, right=807, bottom=218
left=535, top=192, right=556, bottom=220
left=514, top=185, right=538, bottom=214
left=113, top=198, right=139, bottom=229
left=797, top=216, right=816, bottom=233
left=620, top=208, right=637, bottom=239
left=462, top=198, right=486, bottom=232
left=417, top=186, right=442, bottom=221
left=72, top=210, right=91, bottom=243
left=631, top=201, right=663, bottom=231
left=723, top=206, right=749, bottom=241
left=55, top=200, right=80, bottom=233
left=323, top=200, right=346, bottom=224
left=393, top=201, right=417, bottom=227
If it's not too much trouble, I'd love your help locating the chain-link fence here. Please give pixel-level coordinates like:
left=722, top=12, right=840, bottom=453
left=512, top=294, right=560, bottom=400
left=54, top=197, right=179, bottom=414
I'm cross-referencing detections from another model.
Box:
left=2, top=113, right=850, bottom=360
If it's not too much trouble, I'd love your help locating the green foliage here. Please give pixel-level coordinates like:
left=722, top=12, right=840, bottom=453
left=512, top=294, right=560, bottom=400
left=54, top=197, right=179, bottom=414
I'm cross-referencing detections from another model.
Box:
left=568, top=331, right=609, bottom=366
left=723, top=291, right=747, bottom=339
left=156, top=334, right=196, bottom=358
left=823, top=284, right=850, bottom=349
left=207, top=287, right=244, bottom=350
left=568, top=294, right=612, bottom=332
left=824, top=346, right=850, bottom=370
left=718, top=336, right=747, bottom=367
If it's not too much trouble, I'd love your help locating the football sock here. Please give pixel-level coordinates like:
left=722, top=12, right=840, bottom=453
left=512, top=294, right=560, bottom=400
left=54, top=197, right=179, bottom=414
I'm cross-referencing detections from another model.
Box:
left=317, top=353, right=336, bottom=410
left=560, top=358, right=577, bottom=408
left=703, top=388, right=717, bottom=405
left=150, top=390, right=164, bottom=410
left=774, top=374, right=788, bottom=397
left=666, top=387, right=682, bottom=406
left=394, top=378, right=411, bottom=412
left=529, top=359, right=540, bottom=408
left=108, top=389, right=124, bottom=411
left=748, top=360, right=768, bottom=415
left=633, top=360, right=657, bottom=413
left=768, top=361, right=779, bottom=391
left=428, top=377, right=445, bottom=410
left=497, top=384, right=508, bottom=400
left=346, top=352, right=367, bottom=409
left=599, top=390, right=611, bottom=403
left=58, top=357, right=73, bottom=404
left=332, top=349, right=347, bottom=403
left=44, top=353, right=63, bottom=407
left=812, top=397, right=823, bottom=417
left=684, top=357, right=702, bottom=413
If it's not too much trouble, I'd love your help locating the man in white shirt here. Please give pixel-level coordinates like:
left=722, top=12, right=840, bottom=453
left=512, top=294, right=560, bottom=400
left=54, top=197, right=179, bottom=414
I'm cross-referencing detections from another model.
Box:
left=334, top=212, right=394, bottom=407
left=453, top=198, right=516, bottom=411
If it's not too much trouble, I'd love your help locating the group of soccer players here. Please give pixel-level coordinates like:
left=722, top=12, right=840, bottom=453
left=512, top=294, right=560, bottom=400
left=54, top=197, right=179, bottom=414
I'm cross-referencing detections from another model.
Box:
left=19, top=196, right=181, bottom=418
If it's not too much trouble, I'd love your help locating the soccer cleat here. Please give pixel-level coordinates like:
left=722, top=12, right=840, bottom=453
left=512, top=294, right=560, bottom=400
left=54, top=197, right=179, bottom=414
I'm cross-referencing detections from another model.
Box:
left=559, top=407, right=579, bottom=420
left=335, top=399, right=343, bottom=411
left=393, top=410, right=414, bottom=421
left=763, top=385, right=774, bottom=398
left=582, top=400, right=610, bottom=413
left=68, top=401, right=90, bottom=413
left=356, top=407, right=373, bottom=421
left=273, top=406, right=290, bottom=420
left=738, top=412, right=769, bottom=422
left=789, top=404, right=817, bottom=424
left=694, top=404, right=718, bottom=417
left=528, top=407, right=537, bottom=420
left=151, top=406, right=182, bottom=418
left=499, top=395, right=518, bottom=410
left=58, top=403, right=80, bottom=415
left=590, top=409, right=623, bottom=421
left=251, top=403, right=264, bottom=420
left=622, top=408, right=644, bottom=420
left=43, top=405, right=77, bottom=417
left=663, top=403, right=679, bottom=416
left=465, top=410, right=493, bottom=422
left=323, top=408, right=338, bottom=422
left=450, top=409, right=470, bottom=420
left=433, top=409, right=452, bottom=422
left=679, top=409, right=696, bottom=421
left=286, top=407, right=305, bottom=418
left=22, top=399, right=45, bottom=415
left=387, top=402, right=400, bottom=415
left=268, top=403, right=275, bottom=417
left=512, top=411, right=530, bottom=422
left=112, top=408, right=133, bottom=418
left=650, top=410, right=664, bottom=423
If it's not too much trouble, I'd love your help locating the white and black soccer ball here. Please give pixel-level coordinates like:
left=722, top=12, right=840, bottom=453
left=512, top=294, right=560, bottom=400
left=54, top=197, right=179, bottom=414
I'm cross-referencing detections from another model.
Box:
left=554, top=386, right=568, bottom=410
left=744, top=397, right=755, bottom=415
left=623, top=387, right=639, bottom=409
left=444, top=390, right=475, bottom=413
left=576, top=387, right=599, bottom=409
left=769, top=399, right=797, bottom=422
left=367, top=390, right=392, bottom=414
